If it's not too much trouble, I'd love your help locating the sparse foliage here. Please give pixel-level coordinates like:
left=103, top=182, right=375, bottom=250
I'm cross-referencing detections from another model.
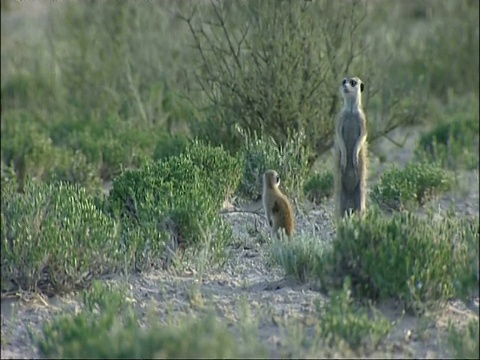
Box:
left=371, top=162, right=454, bottom=210
left=107, top=141, right=243, bottom=267
left=236, top=126, right=310, bottom=200
left=181, top=0, right=428, bottom=165
left=1, top=181, right=122, bottom=294
left=304, top=170, right=334, bottom=204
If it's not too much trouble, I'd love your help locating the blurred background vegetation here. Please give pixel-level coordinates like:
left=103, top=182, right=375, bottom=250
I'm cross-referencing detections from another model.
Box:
left=1, top=0, right=478, bottom=194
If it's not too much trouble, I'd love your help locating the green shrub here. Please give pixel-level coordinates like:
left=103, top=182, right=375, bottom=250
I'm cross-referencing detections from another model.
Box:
left=303, top=170, right=334, bottom=204
left=1, top=110, right=57, bottom=180
left=332, top=209, right=478, bottom=312
left=37, top=281, right=266, bottom=359
left=236, top=127, right=310, bottom=200
left=371, top=162, right=453, bottom=210
left=269, top=235, right=327, bottom=283
left=414, top=99, right=479, bottom=170
left=317, top=279, right=392, bottom=352
left=271, top=209, right=478, bottom=312
left=1, top=110, right=103, bottom=191
left=1, top=181, right=122, bottom=294
left=153, top=133, right=189, bottom=161
left=447, top=318, right=480, bottom=359
left=107, top=141, right=243, bottom=266
left=1, top=72, right=56, bottom=112
left=184, top=139, right=244, bottom=200
left=48, top=112, right=162, bottom=181
left=44, top=149, right=102, bottom=193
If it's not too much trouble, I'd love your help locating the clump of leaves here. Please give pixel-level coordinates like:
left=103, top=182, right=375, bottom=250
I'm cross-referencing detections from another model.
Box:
left=1, top=181, right=122, bottom=295
left=371, top=161, right=453, bottom=210
left=332, top=209, right=478, bottom=312
left=153, top=133, right=189, bottom=161
left=269, top=235, right=328, bottom=283
left=107, top=140, right=243, bottom=267
left=447, top=318, right=479, bottom=359
left=415, top=110, right=479, bottom=170
left=236, top=126, right=310, bottom=200
left=317, top=279, right=392, bottom=353
left=270, top=208, right=478, bottom=313
left=303, top=170, right=334, bottom=204
left=37, top=281, right=265, bottom=359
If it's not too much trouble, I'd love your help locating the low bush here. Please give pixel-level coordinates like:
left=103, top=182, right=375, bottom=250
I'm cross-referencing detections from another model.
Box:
left=332, top=210, right=478, bottom=312
left=49, top=113, right=162, bottom=181
left=36, top=281, right=266, bottom=359
left=303, top=170, right=334, bottom=205
left=1, top=110, right=102, bottom=192
left=1, top=110, right=59, bottom=181
left=269, top=235, right=327, bottom=283
left=316, top=279, right=392, bottom=353
left=414, top=98, right=479, bottom=170
left=271, top=209, right=479, bottom=313
left=371, top=161, right=453, bottom=210
left=236, top=127, right=310, bottom=200
left=1, top=181, right=122, bottom=295
left=447, top=318, right=480, bottom=359
left=153, top=133, right=189, bottom=161
left=107, top=140, right=243, bottom=267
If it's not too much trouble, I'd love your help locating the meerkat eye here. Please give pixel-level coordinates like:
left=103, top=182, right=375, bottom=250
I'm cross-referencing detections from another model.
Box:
left=275, top=175, right=280, bottom=184
left=342, top=79, right=347, bottom=85
left=350, top=79, right=357, bottom=87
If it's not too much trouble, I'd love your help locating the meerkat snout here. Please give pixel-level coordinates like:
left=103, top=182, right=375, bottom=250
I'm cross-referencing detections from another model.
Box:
left=262, top=170, right=295, bottom=240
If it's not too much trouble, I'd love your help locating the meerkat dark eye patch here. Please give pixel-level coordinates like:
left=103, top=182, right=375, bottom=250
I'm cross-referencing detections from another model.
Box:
left=350, top=79, right=357, bottom=87
left=360, top=83, right=364, bottom=92
left=275, top=175, right=280, bottom=184
left=342, top=79, right=347, bottom=85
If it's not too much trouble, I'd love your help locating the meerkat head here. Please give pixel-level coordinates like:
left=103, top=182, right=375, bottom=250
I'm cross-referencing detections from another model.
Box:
left=340, top=76, right=364, bottom=107
left=263, top=169, right=280, bottom=190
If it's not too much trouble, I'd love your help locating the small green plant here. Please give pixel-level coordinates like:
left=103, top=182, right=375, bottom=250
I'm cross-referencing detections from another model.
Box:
left=107, top=140, right=243, bottom=267
left=447, top=318, right=480, bottom=359
left=44, top=149, right=102, bottom=193
left=371, top=161, right=453, bottom=210
left=236, top=126, right=310, bottom=200
left=303, top=170, right=334, bottom=204
left=270, top=208, right=478, bottom=313
left=332, top=209, right=478, bottom=312
left=414, top=109, right=479, bottom=170
left=153, top=133, right=189, bottom=161
left=317, top=279, right=392, bottom=353
left=37, top=281, right=265, bottom=359
left=269, top=235, right=328, bottom=283
left=1, top=181, right=122, bottom=295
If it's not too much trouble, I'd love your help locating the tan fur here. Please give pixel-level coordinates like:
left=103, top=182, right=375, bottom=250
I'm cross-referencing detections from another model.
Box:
left=262, top=170, right=295, bottom=239
left=333, top=76, right=368, bottom=219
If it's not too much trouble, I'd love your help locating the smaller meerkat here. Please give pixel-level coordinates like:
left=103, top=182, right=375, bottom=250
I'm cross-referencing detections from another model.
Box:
left=262, top=169, right=295, bottom=240
left=334, top=76, right=368, bottom=219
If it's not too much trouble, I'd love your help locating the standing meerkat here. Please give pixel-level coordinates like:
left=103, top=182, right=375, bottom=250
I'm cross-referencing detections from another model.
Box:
left=334, top=76, right=368, bottom=219
left=262, top=169, right=295, bottom=240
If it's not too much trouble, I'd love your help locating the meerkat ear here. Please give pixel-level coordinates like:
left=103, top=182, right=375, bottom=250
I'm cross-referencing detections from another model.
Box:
left=360, top=83, right=364, bottom=92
